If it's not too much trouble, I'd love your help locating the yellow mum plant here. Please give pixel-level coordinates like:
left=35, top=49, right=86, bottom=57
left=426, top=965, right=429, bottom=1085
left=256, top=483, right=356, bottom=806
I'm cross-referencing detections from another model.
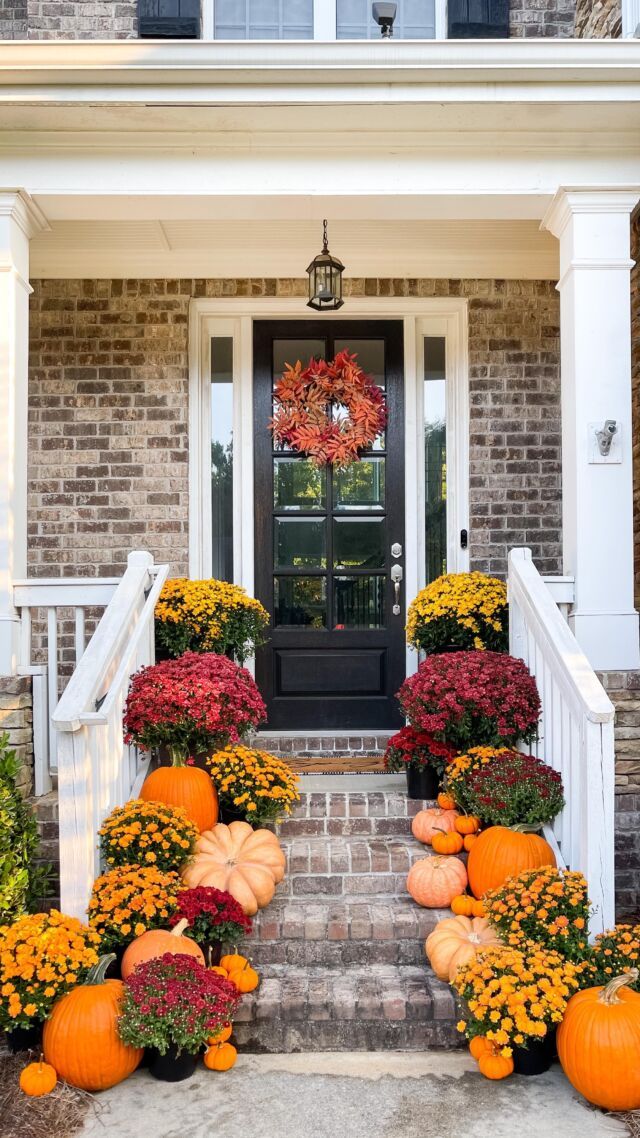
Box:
left=98, top=798, right=198, bottom=873
left=453, top=942, right=583, bottom=1056
left=0, top=910, right=100, bottom=1030
left=207, top=745, right=300, bottom=826
left=88, top=865, right=181, bottom=953
left=155, top=578, right=269, bottom=664
left=407, top=572, right=508, bottom=654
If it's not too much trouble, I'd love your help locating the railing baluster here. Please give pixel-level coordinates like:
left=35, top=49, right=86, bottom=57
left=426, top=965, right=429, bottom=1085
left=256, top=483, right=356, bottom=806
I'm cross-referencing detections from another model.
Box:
left=46, top=607, right=58, bottom=772
left=74, top=607, right=86, bottom=664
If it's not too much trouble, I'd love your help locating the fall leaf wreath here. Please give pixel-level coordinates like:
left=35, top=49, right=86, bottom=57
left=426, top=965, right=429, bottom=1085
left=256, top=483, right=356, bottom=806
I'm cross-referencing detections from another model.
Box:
left=269, top=349, right=387, bottom=469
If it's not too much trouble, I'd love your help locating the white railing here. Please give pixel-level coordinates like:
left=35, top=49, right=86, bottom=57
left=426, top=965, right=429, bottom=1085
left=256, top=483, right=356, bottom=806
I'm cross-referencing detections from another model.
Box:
left=14, top=575, right=120, bottom=795
left=508, top=547, right=616, bottom=934
left=50, top=551, right=169, bottom=919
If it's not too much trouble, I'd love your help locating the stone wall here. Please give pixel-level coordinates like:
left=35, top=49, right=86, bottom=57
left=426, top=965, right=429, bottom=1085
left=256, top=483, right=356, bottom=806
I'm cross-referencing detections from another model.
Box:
left=599, top=670, right=640, bottom=919
left=509, top=0, right=575, bottom=37
left=0, top=0, right=27, bottom=37
left=0, top=675, right=34, bottom=797
left=24, top=0, right=137, bottom=39
left=28, top=276, right=562, bottom=582
left=574, top=0, right=622, bottom=36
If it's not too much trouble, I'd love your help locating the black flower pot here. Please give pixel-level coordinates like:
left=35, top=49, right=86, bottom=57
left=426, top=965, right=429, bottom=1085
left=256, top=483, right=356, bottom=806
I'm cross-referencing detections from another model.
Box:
left=104, top=944, right=127, bottom=979
left=147, top=1044, right=198, bottom=1082
left=406, top=765, right=440, bottom=800
left=5, top=1022, right=42, bottom=1053
left=220, top=804, right=249, bottom=826
left=207, top=939, right=224, bottom=967
left=512, top=1030, right=556, bottom=1076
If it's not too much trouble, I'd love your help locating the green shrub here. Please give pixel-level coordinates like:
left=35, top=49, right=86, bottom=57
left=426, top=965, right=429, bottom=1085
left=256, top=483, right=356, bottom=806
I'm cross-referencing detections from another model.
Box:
left=0, top=732, right=45, bottom=922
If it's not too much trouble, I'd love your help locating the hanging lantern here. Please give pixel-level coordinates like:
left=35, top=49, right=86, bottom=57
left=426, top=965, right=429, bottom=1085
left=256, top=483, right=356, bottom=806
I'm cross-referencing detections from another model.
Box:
left=306, top=219, right=345, bottom=311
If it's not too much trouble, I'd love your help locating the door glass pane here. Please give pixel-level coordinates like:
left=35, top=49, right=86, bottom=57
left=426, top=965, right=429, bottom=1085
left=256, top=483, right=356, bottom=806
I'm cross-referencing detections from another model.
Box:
left=333, top=518, right=385, bottom=569
left=334, top=576, right=385, bottom=629
left=336, top=0, right=435, bottom=39
left=273, top=339, right=325, bottom=382
left=333, top=339, right=385, bottom=388
left=274, top=576, right=327, bottom=627
left=275, top=518, right=326, bottom=568
left=215, top=0, right=314, bottom=38
left=333, top=458, right=385, bottom=511
left=424, top=336, right=447, bottom=584
left=211, top=337, right=234, bottom=582
left=274, top=458, right=326, bottom=511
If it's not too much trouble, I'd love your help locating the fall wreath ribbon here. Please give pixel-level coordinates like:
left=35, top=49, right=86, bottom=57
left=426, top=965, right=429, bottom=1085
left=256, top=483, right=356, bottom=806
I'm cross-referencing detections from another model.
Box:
left=269, top=349, right=387, bottom=469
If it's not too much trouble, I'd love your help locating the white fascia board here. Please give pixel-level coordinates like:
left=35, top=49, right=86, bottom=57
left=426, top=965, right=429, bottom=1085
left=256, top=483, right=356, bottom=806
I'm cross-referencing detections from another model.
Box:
left=2, top=40, right=640, bottom=105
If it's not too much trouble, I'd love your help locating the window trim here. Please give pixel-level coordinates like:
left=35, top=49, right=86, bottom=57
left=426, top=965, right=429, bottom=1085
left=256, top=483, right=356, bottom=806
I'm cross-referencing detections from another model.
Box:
left=202, top=1, right=447, bottom=41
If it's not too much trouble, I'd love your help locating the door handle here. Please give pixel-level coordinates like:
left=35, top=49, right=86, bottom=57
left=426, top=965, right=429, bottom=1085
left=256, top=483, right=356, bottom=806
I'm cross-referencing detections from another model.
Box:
left=391, top=563, right=403, bottom=616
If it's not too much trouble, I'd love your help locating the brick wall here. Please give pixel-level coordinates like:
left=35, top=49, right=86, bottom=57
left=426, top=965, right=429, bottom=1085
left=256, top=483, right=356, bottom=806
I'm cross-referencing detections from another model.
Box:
left=0, top=675, right=34, bottom=797
left=599, top=671, right=640, bottom=918
left=0, top=0, right=27, bottom=37
left=24, top=0, right=137, bottom=38
left=574, top=0, right=622, bottom=36
left=510, top=0, right=575, bottom=37
left=28, top=276, right=562, bottom=583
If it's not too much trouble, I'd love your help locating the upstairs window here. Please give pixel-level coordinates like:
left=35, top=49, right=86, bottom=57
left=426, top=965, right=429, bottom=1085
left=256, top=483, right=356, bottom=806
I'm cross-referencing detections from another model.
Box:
left=336, top=0, right=436, bottom=38
left=214, top=0, right=314, bottom=38
left=204, top=0, right=448, bottom=38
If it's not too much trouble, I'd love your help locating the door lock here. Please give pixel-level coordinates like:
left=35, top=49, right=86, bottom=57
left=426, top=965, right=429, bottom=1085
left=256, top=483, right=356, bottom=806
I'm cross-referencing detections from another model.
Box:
left=391, top=542, right=403, bottom=559
left=391, top=563, right=403, bottom=615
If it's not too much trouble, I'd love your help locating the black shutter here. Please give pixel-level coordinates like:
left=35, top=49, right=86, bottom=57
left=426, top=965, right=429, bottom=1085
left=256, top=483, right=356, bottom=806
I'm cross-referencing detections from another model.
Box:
left=138, top=0, right=201, bottom=38
left=448, top=0, right=510, bottom=38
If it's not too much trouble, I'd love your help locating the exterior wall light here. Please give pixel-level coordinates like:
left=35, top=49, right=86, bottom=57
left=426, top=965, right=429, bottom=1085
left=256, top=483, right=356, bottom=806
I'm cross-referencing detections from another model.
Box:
left=307, top=220, right=345, bottom=311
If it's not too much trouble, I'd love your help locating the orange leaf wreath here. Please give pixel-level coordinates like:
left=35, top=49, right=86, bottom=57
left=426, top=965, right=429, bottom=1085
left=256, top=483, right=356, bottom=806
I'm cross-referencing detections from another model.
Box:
left=269, top=349, right=387, bottom=469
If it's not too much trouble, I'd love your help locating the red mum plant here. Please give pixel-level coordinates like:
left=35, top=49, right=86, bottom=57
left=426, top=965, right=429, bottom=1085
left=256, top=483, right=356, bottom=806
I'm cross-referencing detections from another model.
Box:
left=172, top=888, right=252, bottom=960
left=118, top=953, right=241, bottom=1057
left=384, top=725, right=456, bottom=778
left=398, top=650, right=540, bottom=752
left=449, top=749, right=564, bottom=828
left=123, top=651, right=266, bottom=762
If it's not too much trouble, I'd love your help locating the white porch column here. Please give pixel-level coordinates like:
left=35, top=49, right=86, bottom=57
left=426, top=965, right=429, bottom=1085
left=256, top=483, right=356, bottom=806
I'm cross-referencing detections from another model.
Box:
left=0, top=191, right=48, bottom=674
left=543, top=188, right=640, bottom=671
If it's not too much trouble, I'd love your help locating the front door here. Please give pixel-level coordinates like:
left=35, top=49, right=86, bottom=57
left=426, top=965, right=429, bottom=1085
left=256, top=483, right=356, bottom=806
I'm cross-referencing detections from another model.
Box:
left=253, top=320, right=405, bottom=730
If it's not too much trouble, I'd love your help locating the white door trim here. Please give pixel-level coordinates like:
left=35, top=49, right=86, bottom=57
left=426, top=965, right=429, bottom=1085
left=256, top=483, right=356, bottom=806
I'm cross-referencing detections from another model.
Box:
left=189, top=297, right=470, bottom=666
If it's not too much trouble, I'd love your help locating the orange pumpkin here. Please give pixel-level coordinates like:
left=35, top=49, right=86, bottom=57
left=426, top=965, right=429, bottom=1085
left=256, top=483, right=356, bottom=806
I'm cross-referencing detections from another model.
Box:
left=479, top=1049, right=514, bottom=1081
left=140, top=764, right=218, bottom=833
left=220, top=952, right=248, bottom=973
left=471, top=899, right=485, bottom=918
left=431, top=829, right=464, bottom=855
left=451, top=894, right=474, bottom=917
left=228, top=962, right=260, bottom=994
left=406, top=855, right=467, bottom=909
left=204, top=1042, right=238, bottom=1071
left=425, top=915, right=501, bottom=982
left=411, top=808, right=459, bottom=846
left=467, top=825, right=556, bottom=899
left=208, top=1022, right=233, bottom=1045
left=437, top=792, right=457, bottom=811
left=463, top=834, right=478, bottom=852
left=19, top=1059, right=57, bottom=1097
left=557, top=969, right=640, bottom=1111
left=121, top=918, right=204, bottom=979
left=455, top=815, right=480, bottom=836
left=182, top=822, right=286, bottom=916
left=43, top=955, right=143, bottom=1091
left=469, top=1036, right=490, bottom=1061
left=210, top=965, right=229, bottom=977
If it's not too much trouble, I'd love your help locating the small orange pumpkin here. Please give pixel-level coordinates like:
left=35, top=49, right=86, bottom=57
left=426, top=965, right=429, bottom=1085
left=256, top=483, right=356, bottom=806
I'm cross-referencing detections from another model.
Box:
left=471, top=899, right=485, bottom=918
left=463, top=834, right=478, bottom=852
left=451, top=894, right=474, bottom=917
left=208, top=1022, right=233, bottom=1046
left=425, top=915, right=501, bottom=982
left=204, top=1042, right=238, bottom=1071
left=469, top=1036, right=491, bottom=1061
left=431, top=829, right=464, bottom=855
left=479, top=1049, right=514, bottom=1081
left=121, top=918, right=204, bottom=979
left=140, top=764, right=218, bottom=833
left=43, top=954, right=143, bottom=1091
left=220, top=952, right=248, bottom=973
left=437, top=791, right=457, bottom=811
left=557, top=969, right=640, bottom=1111
left=411, top=808, right=459, bottom=846
left=406, top=855, right=467, bottom=908
left=228, top=961, right=260, bottom=994
left=19, top=1059, right=57, bottom=1097
left=467, top=825, right=556, bottom=899
left=455, top=815, right=480, bottom=836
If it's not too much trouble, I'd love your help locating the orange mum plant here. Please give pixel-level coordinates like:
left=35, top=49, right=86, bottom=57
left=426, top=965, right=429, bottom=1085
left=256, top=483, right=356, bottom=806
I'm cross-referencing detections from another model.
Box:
left=99, top=798, right=198, bottom=873
left=88, top=865, right=181, bottom=953
left=0, top=911, right=100, bottom=1030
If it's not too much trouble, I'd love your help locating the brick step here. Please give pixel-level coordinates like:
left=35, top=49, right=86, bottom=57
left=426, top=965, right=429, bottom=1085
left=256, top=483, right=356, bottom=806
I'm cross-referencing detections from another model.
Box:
left=274, top=834, right=434, bottom=899
left=277, top=791, right=434, bottom=838
left=233, top=964, right=461, bottom=1052
left=246, top=896, right=446, bottom=966
left=254, top=734, right=393, bottom=760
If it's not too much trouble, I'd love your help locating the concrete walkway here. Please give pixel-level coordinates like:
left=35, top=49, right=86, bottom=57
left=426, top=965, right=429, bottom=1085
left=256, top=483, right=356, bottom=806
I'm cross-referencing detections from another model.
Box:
left=79, top=1053, right=627, bottom=1138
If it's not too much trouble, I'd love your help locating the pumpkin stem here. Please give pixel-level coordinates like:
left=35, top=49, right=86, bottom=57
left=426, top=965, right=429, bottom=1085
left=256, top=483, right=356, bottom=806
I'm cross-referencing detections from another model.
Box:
left=85, top=953, right=116, bottom=985
left=598, top=968, right=639, bottom=1005
left=510, top=823, right=544, bottom=834
left=168, top=745, right=187, bottom=767
left=172, top=918, right=190, bottom=938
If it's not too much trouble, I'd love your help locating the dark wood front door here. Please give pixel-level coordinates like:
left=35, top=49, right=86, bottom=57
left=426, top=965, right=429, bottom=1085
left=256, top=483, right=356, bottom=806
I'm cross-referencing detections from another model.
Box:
left=254, top=320, right=405, bottom=730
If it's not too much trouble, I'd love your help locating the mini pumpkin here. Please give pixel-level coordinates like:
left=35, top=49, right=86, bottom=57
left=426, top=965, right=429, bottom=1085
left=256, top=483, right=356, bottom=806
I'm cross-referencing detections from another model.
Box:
left=467, top=825, right=555, bottom=899
left=425, top=915, right=501, bottom=982
left=451, top=894, right=474, bottom=917
left=208, top=1022, right=233, bottom=1046
left=220, top=952, right=248, bottom=973
left=463, top=834, right=478, bottom=852
left=182, top=822, right=286, bottom=916
left=411, top=808, right=459, bottom=846
left=19, top=1059, right=57, bottom=1097
left=228, top=961, right=260, bottom=994
left=437, top=792, right=457, bottom=811
left=431, top=829, right=464, bottom=855
left=557, top=968, right=640, bottom=1111
left=204, top=1042, right=238, bottom=1071
left=406, top=855, right=467, bottom=909
left=454, top=815, right=480, bottom=836
left=471, top=899, right=485, bottom=918
left=121, top=918, right=204, bottom=979
left=479, top=1049, right=514, bottom=1081
left=469, top=1036, right=491, bottom=1061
